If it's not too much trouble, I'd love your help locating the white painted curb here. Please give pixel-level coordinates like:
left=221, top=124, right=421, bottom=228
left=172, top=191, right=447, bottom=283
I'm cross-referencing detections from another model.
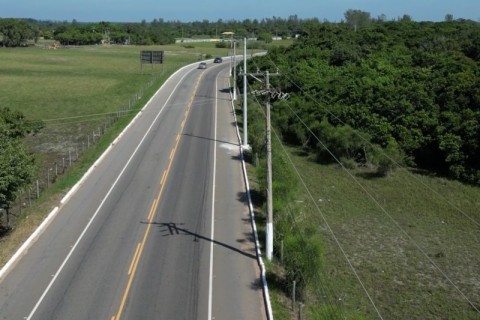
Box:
left=229, top=84, right=274, bottom=319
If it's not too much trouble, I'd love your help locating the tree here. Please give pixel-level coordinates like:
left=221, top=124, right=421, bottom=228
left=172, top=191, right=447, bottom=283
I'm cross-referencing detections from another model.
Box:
left=258, top=32, right=273, bottom=43
left=344, top=9, right=371, bottom=31
left=0, top=18, right=36, bottom=47
left=445, top=14, right=454, bottom=22
left=0, top=108, right=39, bottom=227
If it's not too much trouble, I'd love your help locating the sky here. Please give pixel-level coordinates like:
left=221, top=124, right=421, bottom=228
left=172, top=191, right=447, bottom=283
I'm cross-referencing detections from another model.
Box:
left=1, top=0, right=479, bottom=23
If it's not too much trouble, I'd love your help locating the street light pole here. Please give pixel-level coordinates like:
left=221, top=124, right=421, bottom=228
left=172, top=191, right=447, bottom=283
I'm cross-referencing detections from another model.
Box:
left=243, top=37, right=248, bottom=148
left=233, top=39, right=237, bottom=101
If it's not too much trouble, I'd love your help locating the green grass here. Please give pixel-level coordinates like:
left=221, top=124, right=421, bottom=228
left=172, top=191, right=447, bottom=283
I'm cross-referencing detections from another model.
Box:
left=0, top=42, right=231, bottom=267
left=269, top=146, right=480, bottom=319
left=236, top=98, right=480, bottom=319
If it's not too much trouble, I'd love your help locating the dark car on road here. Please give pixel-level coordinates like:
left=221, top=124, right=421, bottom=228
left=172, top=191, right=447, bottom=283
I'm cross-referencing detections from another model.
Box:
left=213, top=57, right=223, bottom=63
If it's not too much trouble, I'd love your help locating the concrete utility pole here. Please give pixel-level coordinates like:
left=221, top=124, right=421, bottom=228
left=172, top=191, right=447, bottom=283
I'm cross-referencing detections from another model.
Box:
left=244, top=69, right=281, bottom=261
left=265, top=70, right=274, bottom=260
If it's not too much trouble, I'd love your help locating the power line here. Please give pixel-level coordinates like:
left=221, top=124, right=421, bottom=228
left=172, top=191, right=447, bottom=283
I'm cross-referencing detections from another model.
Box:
left=247, top=60, right=480, bottom=312
left=264, top=55, right=480, bottom=229
left=248, top=86, right=384, bottom=319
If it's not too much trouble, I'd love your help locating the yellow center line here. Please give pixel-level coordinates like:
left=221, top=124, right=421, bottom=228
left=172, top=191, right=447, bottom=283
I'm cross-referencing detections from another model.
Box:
left=147, top=198, right=159, bottom=221
left=128, top=244, right=142, bottom=275
left=160, top=170, right=167, bottom=186
left=113, top=70, right=204, bottom=320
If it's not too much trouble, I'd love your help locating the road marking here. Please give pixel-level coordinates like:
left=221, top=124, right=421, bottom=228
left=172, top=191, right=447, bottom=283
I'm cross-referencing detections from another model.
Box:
left=25, top=67, right=196, bottom=320
left=160, top=170, right=167, bottom=186
left=207, top=65, right=222, bottom=320
left=147, top=198, right=158, bottom=221
left=113, top=68, right=205, bottom=320
left=169, top=148, right=175, bottom=160
left=128, top=244, right=142, bottom=275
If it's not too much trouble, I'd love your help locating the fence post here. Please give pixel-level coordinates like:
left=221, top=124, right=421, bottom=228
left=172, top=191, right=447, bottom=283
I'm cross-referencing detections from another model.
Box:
left=280, top=239, right=284, bottom=263
left=292, top=280, right=296, bottom=312
left=298, top=302, right=304, bottom=320
left=36, top=180, right=39, bottom=199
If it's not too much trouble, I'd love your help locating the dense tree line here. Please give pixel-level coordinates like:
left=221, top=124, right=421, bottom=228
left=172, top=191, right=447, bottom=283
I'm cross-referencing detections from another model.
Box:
left=1, top=15, right=316, bottom=47
left=248, top=17, right=480, bottom=184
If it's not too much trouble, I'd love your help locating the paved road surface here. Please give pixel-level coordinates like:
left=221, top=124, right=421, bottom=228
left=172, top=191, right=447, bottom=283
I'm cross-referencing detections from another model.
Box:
left=0, top=61, right=266, bottom=320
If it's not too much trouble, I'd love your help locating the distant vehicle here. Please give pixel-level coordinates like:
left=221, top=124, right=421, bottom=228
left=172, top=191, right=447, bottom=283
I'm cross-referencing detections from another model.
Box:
left=214, top=57, right=223, bottom=63
left=198, top=62, right=207, bottom=69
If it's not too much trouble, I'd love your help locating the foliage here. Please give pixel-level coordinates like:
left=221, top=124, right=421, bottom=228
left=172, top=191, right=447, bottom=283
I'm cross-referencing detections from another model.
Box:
left=258, top=32, right=273, bottom=43
left=344, top=9, right=371, bottom=31
left=0, top=108, right=37, bottom=225
left=0, top=18, right=38, bottom=47
left=1, top=16, right=323, bottom=47
left=245, top=18, right=480, bottom=184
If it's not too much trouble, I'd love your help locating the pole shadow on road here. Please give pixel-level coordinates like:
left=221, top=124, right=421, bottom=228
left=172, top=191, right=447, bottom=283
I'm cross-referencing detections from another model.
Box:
left=141, top=221, right=258, bottom=260
left=182, top=133, right=240, bottom=148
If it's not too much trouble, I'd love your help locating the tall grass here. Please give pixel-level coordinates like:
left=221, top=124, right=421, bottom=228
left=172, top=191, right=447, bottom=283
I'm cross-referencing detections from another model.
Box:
left=241, top=98, right=480, bottom=319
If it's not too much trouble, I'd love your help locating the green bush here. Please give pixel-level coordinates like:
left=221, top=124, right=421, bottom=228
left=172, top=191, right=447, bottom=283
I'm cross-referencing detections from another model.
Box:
left=215, top=41, right=228, bottom=48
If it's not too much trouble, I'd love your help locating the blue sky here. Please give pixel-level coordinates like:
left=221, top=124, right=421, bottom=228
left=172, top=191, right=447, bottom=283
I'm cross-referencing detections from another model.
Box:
left=1, top=0, right=479, bottom=23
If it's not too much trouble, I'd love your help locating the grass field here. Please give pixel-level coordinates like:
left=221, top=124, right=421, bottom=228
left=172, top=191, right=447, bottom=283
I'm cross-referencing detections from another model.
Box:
left=236, top=96, right=480, bottom=319
left=0, top=42, right=237, bottom=164
left=265, top=145, right=480, bottom=319
left=0, top=41, right=239, bottom=267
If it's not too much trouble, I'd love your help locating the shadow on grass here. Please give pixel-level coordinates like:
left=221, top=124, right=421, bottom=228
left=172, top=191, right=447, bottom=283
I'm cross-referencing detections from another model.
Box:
left=355, top=170, right=386, bottom=180
left=248, top=189, right=266, bottom=208
left=0, top=226, right=11, bottom=238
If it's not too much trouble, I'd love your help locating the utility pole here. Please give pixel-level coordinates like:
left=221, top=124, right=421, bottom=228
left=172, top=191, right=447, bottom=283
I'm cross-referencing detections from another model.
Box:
left=233, top=40, right=237, bottom=100
left=245, top=69, right=281, bottom=261
left=265, top=70, right=274, bottom=260
left=242, top=37, right=249, bottom=148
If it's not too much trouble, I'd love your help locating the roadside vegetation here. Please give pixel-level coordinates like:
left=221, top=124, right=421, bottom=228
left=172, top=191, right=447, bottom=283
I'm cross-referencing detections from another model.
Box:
left=1, top=10, right=479, bottom=320
left=0, top=42, right=234, bottom=265
left=238, top=12, right=480, bottom=320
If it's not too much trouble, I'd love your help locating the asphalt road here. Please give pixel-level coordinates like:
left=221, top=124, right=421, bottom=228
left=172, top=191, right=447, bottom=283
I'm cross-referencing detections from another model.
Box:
left=0, top=60, right=266, bottom=320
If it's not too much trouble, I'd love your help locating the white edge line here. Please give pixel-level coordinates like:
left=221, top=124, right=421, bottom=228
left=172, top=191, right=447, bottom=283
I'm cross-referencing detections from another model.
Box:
left=60, top=63, right=195, bottom=205
left=26, top=66, right=197, bottom=320
left=228, top=80, right=273, bottom=319
left=0, top=62, right=197, bottom=292
left=207, top=69, right=220, bottom=320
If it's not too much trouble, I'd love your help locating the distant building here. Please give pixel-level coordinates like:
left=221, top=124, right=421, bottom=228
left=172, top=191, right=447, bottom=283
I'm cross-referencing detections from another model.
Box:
left=175, top=38, right=221, bottom=44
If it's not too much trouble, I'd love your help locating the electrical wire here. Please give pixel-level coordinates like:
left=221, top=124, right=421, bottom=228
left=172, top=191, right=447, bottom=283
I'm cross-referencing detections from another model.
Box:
left=264, top=55, right=480, bottom=229
left=246, top=58, right=480, bottom=313
left=248, top=86, right=382, bottom=319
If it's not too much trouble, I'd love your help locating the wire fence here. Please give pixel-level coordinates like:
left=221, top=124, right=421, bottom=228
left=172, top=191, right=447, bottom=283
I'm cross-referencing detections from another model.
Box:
left=1, top=72, right=164, bottom=229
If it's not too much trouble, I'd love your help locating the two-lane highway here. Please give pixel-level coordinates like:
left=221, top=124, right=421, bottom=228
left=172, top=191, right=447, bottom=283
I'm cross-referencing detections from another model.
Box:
left=0, top=60, right=266, bottom=319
